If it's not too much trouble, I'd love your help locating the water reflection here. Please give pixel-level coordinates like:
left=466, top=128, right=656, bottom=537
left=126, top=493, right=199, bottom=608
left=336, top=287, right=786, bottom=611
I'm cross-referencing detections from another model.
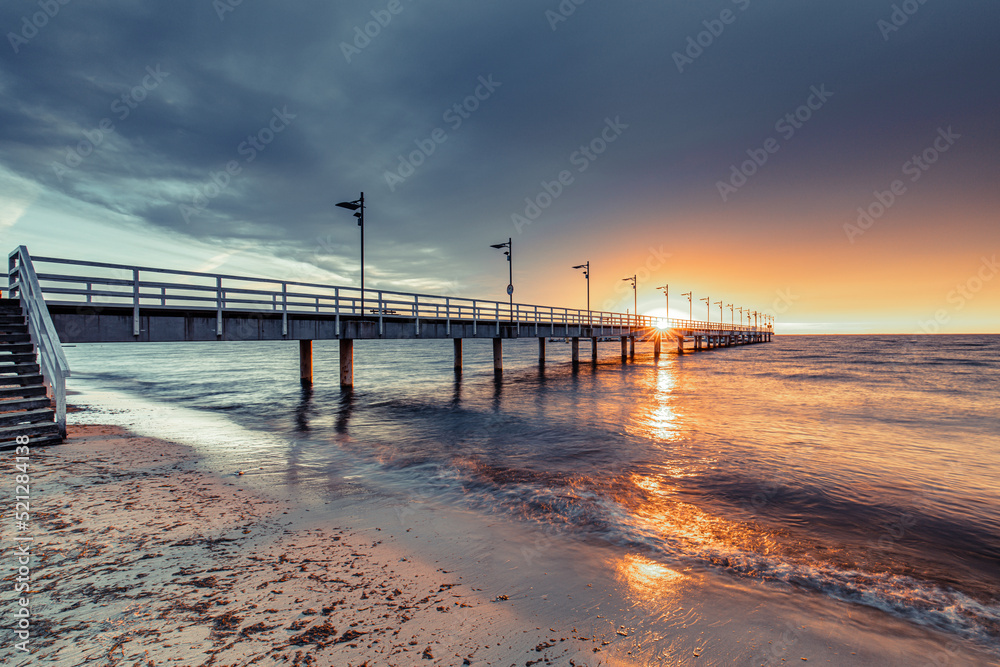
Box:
left=334, top=388, right=355, bottom=434
left=616, top=553, right=684, bottom=600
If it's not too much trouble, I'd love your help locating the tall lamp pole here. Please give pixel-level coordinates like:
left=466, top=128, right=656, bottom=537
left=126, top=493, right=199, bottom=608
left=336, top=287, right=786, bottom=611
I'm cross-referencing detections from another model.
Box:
left=682, top=291, right=692, bottom=321
left=700, top=296, right=710, bottom=322
left=572, top=262, right=590, bottom=325
left=335, top=192, right=365, bottom=308
left=727, top=303, right=734, bottom=325
left=490, top=238, right=513, bottom=316
left=737, top=306, right=744, bottom=326
left=714, top=300, right=722, bottom=323
left=622, top=275, right=637, bottom=326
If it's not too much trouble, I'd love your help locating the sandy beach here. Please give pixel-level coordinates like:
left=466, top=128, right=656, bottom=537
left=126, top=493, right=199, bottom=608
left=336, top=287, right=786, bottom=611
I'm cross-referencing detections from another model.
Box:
left=5, top=420, right=996, bottom=666
left=8, top=425, right=642, bottom=666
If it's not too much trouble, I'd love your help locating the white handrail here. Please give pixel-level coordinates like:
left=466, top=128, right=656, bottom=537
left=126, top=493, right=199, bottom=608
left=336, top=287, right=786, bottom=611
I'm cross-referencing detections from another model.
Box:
left=18, top=253, right=774, bottom=335
left=7, top=246, right=70, bottom=438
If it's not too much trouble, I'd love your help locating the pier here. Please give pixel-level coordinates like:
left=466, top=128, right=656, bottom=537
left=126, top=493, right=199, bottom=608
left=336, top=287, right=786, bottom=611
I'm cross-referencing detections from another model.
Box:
left=3, top=246, right=772, bottom=447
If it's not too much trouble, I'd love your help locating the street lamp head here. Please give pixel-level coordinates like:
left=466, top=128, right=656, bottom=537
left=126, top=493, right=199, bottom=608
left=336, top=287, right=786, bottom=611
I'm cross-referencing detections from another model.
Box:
left=335, top=201, right=361, bottom=211
left=490, top=243, right=509, bottom=249
left=572, top=264, right=587, bottom=269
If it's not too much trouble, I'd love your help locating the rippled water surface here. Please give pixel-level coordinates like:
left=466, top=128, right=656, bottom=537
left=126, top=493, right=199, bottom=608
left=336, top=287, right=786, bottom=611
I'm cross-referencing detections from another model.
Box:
left=63, top=334, right=1000, bottom=649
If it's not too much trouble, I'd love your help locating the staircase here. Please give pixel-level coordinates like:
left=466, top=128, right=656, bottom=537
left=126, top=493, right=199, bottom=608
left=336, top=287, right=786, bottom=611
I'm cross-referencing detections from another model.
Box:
left=0, top=298, right=62, bottom=448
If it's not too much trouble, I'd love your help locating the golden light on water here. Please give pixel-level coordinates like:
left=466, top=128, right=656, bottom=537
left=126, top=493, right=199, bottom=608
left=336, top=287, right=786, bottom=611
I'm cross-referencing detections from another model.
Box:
left=616, top=553, right=685, bottom=599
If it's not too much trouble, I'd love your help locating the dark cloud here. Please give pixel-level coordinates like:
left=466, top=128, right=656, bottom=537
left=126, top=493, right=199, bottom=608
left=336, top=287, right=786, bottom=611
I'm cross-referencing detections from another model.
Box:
left=2, top=0, right=997, bottom=287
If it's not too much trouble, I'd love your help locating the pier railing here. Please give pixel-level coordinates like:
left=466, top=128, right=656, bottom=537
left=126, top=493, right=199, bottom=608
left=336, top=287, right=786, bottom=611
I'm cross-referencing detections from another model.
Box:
left=7, top=247, right=70, bottom=437
left=9, top=252, right=770, bottom=336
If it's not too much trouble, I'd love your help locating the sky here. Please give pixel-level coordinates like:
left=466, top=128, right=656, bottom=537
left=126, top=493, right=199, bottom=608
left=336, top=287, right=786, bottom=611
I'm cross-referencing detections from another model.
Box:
left=1, top=0, right=998, bottom=333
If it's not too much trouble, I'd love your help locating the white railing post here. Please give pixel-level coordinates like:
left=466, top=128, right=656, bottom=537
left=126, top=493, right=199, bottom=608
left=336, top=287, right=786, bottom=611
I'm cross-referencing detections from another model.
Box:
left=378, top=291, right=384, bottom=336
left=281, top=283, right=288, bottom=337
left=472, top=300, right=477, bottom=336
left=216, top=276, right=223, bottom=338
left=132, top=268, right=140, bottom=337
left=446, top=297, right=451, bottom=337
left=414, top=294, right=420, bottom=336
left=335, top=287, right=341, bottom=338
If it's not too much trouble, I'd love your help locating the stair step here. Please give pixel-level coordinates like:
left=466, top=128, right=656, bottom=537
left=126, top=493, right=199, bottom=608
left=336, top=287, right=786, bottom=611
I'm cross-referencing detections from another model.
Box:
left=0, top=422, right=59, bottom=439
left=0, top=324, right=27, bottom=334
left=0, top=333, right=30, bottom=343
left=0, top=315, right=25, bottom=325
left=0, top=343, right=35, bottom=355
left=0, top=353, right=37, bottom=365
left=0, top=385, right=47, bottom=399
left=0, top=374, right=44, bottom=386
left=0, top=363, right=40, bottom=375
left=0, top=397, right=52, bottom=412
left=0, top=409, right=54, bottom=427
left=0, top=433, right=63, bottom=450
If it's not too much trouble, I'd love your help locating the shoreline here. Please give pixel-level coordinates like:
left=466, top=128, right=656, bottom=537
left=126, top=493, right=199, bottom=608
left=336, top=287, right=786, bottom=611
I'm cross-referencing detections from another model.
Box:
left=5, top=422, right=996, bottom=666
left=6, top=425, right=639, bottom=666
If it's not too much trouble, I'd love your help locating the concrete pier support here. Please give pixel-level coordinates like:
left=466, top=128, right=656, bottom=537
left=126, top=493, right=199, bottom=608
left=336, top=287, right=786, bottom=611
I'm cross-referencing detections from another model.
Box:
left=629, top=336, right=635, bottom=357
left=339, top=338, right=354, bottom=387
left=538, top=337, right=546, bottom=363
left=676, top=335, right=684, bottom=354
left=299, top=339, right=313, bottom=385
left=591, top=337, right=598, bottom=363
left=620, top=336, right=628, bottom=361
left=571, top=337, right=580, bottom=364
left=454, top=338, right=463, bottom=370
left=493, top=338, right=503, bottom=371
left=653, top=335, right=661, bottom=357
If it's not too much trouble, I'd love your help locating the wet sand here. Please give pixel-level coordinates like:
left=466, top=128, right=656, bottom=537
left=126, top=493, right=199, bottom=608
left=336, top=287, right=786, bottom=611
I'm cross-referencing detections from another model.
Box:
left=9, top=425, right=637, bottom=666
left=6, top=424, right=996, bottom=666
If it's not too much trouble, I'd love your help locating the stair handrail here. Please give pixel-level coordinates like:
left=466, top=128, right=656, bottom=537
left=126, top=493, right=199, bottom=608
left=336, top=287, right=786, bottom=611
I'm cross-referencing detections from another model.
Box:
left=7, top=246, right=70, bottom=438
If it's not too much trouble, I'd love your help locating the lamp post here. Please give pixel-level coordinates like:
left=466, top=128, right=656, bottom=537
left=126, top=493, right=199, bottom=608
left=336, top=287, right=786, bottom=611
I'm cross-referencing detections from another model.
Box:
left=656, top=284, right=668, bottom=324
left=572, top=262, right=590, bottom=325
left=714, top=300, right=722, bottom=323
left=335, top=192, right=365, bottom=309
left=727, top=303, right=734, bottom=325
left=737, top=306, right=744, bottom=326
left=700, top=296, right=710, bottom=322
left=622, top=275, right=636, bottom=326
left=490, top=238, right=513, bottom=317
left=681, top=291, right=692, bottom=321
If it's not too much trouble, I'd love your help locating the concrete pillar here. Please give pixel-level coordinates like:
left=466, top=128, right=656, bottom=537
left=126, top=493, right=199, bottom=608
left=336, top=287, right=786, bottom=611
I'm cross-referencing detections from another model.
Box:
left=629, top=336, right=635, bottom=357
left=493, top=338, right=502, bottom=371
left=339, top=339, right=354, bottom=387
left=591, top=337, right=598, bottom=363
left=571, top=337, right=580, bottom=364
left=538, top=337, right=546, bottom=363
left=299, top=339, right=313, bottom=385
left=653, top=335, right=661, bottom=357
left=454, top=338, right=463, bottom=370
left=620, top=336, right=628, bottom=362
left=676, top=335, right=684, bottom=354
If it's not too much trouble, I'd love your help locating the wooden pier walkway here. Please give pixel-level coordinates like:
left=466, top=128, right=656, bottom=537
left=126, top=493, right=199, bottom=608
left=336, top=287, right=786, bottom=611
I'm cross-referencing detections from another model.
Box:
left=3, top=246, right=773, bottom=447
